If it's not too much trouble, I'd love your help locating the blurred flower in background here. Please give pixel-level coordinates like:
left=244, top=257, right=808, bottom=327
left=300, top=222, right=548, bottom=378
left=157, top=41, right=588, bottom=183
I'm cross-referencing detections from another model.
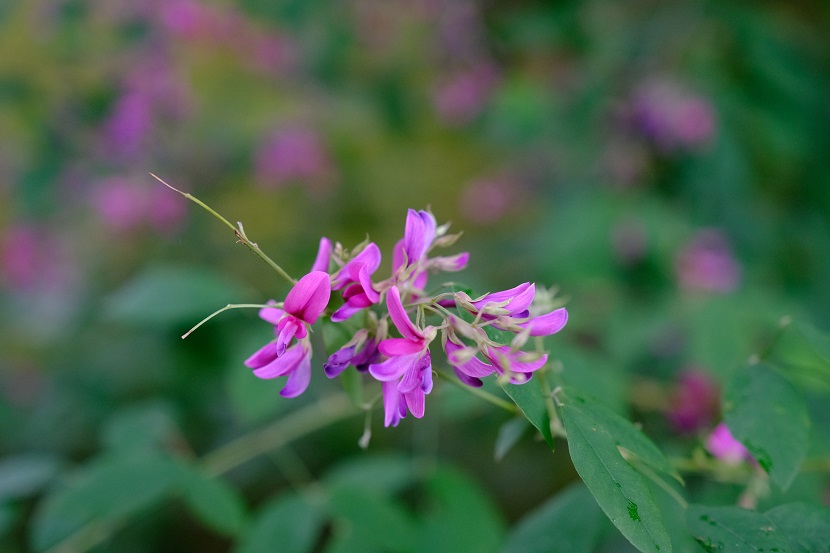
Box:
left=676, top=229, right=742, bottom=294
left=665, top=368, right=720, bottom=434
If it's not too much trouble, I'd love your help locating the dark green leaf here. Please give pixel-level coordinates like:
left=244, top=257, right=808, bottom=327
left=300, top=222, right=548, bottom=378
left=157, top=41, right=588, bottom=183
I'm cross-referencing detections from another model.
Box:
left=414, top=466, right=506, bottom=553
left=687, top=503, right=830, bottom=553
left=494, top=416, right=530, bottom=461
left=502, top=377, right=555, bottom=449
left=503, top=483, right=606, bottom=553
left=0, top=455, right=61, bottom=501
left=181, top=468, right=247, bottom=537
left=558, top=390, right=672, bottom=553
left=30, top=453, right=182, bottom=551
left=103, top=265, right=253, bottom=327
left=724, top=363, right=810, bottom=490
left=234, top=493, right=324, bottom=553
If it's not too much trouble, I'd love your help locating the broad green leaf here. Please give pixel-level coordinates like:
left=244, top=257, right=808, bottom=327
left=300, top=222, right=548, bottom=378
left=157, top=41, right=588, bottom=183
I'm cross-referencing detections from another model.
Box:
left=0, top=503, right=18, bottom=536
left=494, top=416, right=530, bottom=461
left=324, top=455, right=415, bottom=496
left=101, top=401, right=178, bottom=453
left=767, top=320, right=830, bottom=392
left=502, top=376, right=555, bottom=449
left=30, top=453, right=182, bottom=551
left=766, top=503, right=830, bottom=553
left=558, top=390, right=672, bottom=553
left=234, top=493, right=324, bottom=553
left=414, top=466, right=506, bottom=553
left=327, top=486, right=416, bottom=552
left=687, top=503, right=830, bottom=553
left=503, top=483, right=606, bottom=553
left=0, top=454, right=61, bottom=501
left=724, top=363, right=810, bottom=490
left=181, top=468, right=247, bottom=537
left=103, top=265, right=253, bottom=327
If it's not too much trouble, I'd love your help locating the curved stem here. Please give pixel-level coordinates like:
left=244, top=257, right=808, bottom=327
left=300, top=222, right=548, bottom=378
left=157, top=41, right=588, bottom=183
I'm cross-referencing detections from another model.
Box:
left=182, top=303, right=277, bottom=339
left=151, top=174, right=296, bottom=285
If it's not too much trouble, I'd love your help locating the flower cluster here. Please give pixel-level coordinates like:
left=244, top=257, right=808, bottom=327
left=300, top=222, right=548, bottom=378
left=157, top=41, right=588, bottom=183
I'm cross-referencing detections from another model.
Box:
left=245, top=209, right=568, bottom=427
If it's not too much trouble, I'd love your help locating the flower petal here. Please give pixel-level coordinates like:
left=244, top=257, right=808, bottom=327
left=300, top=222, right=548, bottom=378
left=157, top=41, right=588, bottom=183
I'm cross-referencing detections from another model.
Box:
left=398, top=351, right=430, bottom=393
left=357, top=264, right=380, bottom=303
left=332, top=243, right=381, bottom=289
left=379, top=337, right=424, bottom=356
left=280, top=347, right=312, bottom=398
left=369, top=352, right=419, bottom=381
left=252, top=343, right=305, bottom=379
left=259, top=303, right=285, bottom=326
left=284, top=270, right=331, bottom=324
left=445, top=340, right=495, bottom=378
left=519, top=308, right=568, bottom=336
left=276, top=317, right=302, bottom=356
left=404, top=388, right=426, bottom=418
left=403, top=209, right=436, bottom=262
left=472, top=282, right=534, bottom=314
left=323, top=345, right=356, bottom=378
left=382, top=381, right=405, bottom=427
left=244, top=342, right=278, bottom=368
left=311, top=237, right=332, bottom=273
left=386, top=286, right=423, bottom=341
left=429, top=252, right=470, bottom=272
left=331, top=301, right=366, bottom=323
left=453, top=366, right=483, bottom=387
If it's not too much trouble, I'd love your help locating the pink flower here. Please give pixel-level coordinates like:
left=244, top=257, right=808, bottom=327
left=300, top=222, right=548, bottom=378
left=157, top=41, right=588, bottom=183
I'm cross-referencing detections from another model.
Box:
left=330, top=243, right=382, bottom=322
left=459, top=177, right=516, bottom=224
left=433, top=63, right=499, bottom=126
left=254, top=126, right=332, bottom=190
left=244, top=271, right=331, bottom=398
left=456, top=282, right=569, bottom=337
left=706, top=422, right=751, bottom=464
left=369, top=286, right=436, bottom=426
left=676, top=230, right=741, bottom=293
left=666, top=369, right=720, bottom=433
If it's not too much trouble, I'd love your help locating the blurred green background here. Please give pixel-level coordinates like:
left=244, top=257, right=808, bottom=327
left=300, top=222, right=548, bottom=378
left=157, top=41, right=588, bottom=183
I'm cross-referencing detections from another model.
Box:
left=2, top=1, right=829, bottom=552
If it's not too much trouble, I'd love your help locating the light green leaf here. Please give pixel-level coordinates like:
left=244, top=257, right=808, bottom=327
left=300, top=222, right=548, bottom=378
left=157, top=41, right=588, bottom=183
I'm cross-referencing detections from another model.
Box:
left=414, top=466, right=506, bottom=553
left=234, top=493, right=324, bottom=553
left=103, top=266, right=252, bottom=327
left=0, top=455, right=61, bottom=501
left=766, top=503, right=830, bottom=553
left=558, top=390, right=672, bottom=553
left=494, top=416, right=530, bottom=461
left=503, top=483, right=606, bottom=553
left=181, top=468, right=247, bottom=537
left=502, top=377, right=555, bottom=449
left=327, top=487, right=416, bottom=552
left=767, top=320, right=830, bottom=392
left=687, top=503, right=830, bottom=553
left=30, top=453, right=182, bottom=551
left=724, top=363, right=810, bottom=490
left=324, top=455, right=415, bottom=496
left=101, top=401, right=178, bottom=453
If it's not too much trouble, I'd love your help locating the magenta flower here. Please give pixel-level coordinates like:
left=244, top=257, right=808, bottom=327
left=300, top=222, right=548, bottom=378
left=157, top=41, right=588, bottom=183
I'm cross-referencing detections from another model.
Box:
left=458, top=283, right=569, bottom=337
left=706, top=422, right=751, bottom=464
left=244, top=271, right=331, bottom=397
left=323, top=330, right=381, bottom=377
left=330, top=243, right=382, bottom=322
left=666, top=369, right=720, bottom=433
left=369, top=286, right=436, bottom=426
left=445, top=335, right=548, bottom=387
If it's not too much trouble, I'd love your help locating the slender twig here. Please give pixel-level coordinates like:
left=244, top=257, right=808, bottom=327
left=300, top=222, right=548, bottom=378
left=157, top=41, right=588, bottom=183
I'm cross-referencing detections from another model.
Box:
left=181, top=303, right=276, bottom=339
left=150, top=174, right=296, bottom=285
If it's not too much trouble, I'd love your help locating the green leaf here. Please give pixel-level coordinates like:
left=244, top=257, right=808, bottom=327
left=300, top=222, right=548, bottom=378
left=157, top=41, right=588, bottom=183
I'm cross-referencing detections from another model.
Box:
left=503, top=483, right=606, bottom=553
left=30, top=453, right=182, bottom=551
left=103, top=265, right=252, bottom=327
left=0, top=454, right=61, bottom=501
left=234, top=493, right=324, bottom=553
left=226, top=334, right=292, bottom=424
left=766, top=503, right=830, bottom=553
left=687, top=503, right=830, bottom=553
left=324, top=455, right=415, bottom=496
left=494, top=416, right=530, bottom=461
left=327, top=487, right=416, bottom=552
left=724, top=363, right=810, bottom=490
left=767, top=320, right=830, bottom=392
left=101, top=401, right=178, bottom=453
left=558, top=390, right=673, bottom=553
left=502, top=377, right=555, bottom=449
left=414, top=466, right=506, bottom=553
left=181, top=467, right=247, bottom=537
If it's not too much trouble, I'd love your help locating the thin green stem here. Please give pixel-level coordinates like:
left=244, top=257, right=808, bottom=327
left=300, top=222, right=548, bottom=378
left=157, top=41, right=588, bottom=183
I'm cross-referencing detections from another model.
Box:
left=182, top=303, right=276, bottom=339
left=434, top=370, right=519, bottom=414
left=151, top=174, right=296, bottom=285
